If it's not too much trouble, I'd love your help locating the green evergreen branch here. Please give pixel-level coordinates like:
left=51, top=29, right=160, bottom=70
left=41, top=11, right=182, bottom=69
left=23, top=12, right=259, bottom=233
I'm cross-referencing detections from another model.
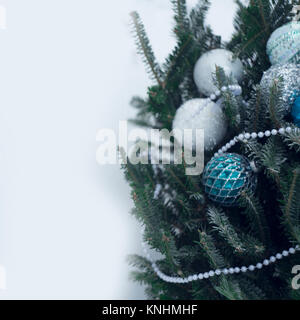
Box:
left=260, top=138, right=287, bottom=184
left=130, top=12, right=164, bottom=87
left=257, top=0, right=270, bottom=33
left=197, top=231, right=226, bottom=269
left=283, top=127, right=300, bottom=153
left=214, top=66, right=241, bottom=129
left=215, top=277, right=245, bottom=300
left=282, top=168, right=300, bottom=243
left=236, top=0, right=267, bottom=30
left=171, top=0, right=190, bottom=38
left=197, top=231, right=252, bottom=300
left=166, top=167, right=188, bottom=192
left=235, top=29, right=265, bottom=58
left=268, top=81, right=284, bottom=128
left=239, top=191, right=266, bottom=244
left=207, top=206, right=265, bottom=257
left=253, top=88, right=263, bottom=132
left=164, top=36, right=193, bottom=83
left=244, top=85, right=267, bottom=133
left=238, top=278, right=266, bottom=300
left=208, top=206, right=246, bottom=254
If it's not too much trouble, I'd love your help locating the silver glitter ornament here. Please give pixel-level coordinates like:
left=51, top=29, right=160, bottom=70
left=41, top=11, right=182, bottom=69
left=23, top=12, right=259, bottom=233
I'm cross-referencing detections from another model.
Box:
left=267, top=21, right=300, bottom=65
left=260, top=63, right=300, bottom=113
left=202, top=153, right=257, bottom=207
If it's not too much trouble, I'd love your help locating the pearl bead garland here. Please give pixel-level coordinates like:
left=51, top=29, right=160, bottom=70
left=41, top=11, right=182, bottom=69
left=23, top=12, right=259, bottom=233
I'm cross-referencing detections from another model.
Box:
left=142, top=239, right=300, bottom=284
left=193, top=84, right=243, bottom=112
left=142, top=125, right=300, bottom=284
left=214, top=126, right=297, bottom=158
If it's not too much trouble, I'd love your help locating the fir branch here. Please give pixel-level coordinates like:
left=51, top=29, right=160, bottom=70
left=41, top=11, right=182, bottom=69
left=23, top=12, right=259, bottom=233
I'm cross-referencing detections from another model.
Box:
left=244, top=85, right=267, bottom=133
left=207, top=206, right=246, bottom=254
left=238, top=278, right=266, bottom=300
left=121, top=150, right=139, bottom=186
left=268, top=80, right=285, bottom=128
left=164, top=36, right=193, bottom=84
left=189, top=0, right=211, bottom=42
left=281, top=167, right=300, bottom=244
left=257, top=0, right=270, bottom=33
left=127, top=254, right=152, bottom=272
left=260, top=137, right=287, bottom=184
left=239, top=191, right=266, bottom=243
left=214, top=66, right=241, bottom=129
left=161, top=232, right=181, bottom=272
left=197, top=232, right=264, bottom=300
left=130, top=12, right=164, bottom=87
left=214, top=277, right=244, bottom=300
left=283, top=127, right=300, bottom=153
left=197, top=231, right=226, bottom=269
left=171, top=0, right=190, bottom=38
left=166, top=167, right=188, bottom=192
left=253, top=86, right=264, bottom=132
left=271, top=0, right=297, bottom=26
left=235, top=29, right=266, bottom=58
left=207, top=206, right=265, bottom=257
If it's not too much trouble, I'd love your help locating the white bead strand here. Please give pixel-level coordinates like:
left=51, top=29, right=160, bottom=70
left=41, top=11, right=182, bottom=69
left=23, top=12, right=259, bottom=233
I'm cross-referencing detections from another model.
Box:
left=184, top=84, right=243, bottom=113
left=142, top=240, right=300, bottom=284
left=216, top=126, right=296, bottom=155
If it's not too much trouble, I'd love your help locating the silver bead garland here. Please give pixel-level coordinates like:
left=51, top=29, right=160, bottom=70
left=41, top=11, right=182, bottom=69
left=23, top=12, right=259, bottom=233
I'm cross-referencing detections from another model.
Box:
left=142, top=239, right=300, bottom=284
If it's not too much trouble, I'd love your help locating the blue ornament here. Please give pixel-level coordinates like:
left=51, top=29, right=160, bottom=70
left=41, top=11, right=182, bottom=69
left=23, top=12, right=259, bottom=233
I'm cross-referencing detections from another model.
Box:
left=292, top=96, right=300, bottom=128
left=202, top=153, right=257, bottom=207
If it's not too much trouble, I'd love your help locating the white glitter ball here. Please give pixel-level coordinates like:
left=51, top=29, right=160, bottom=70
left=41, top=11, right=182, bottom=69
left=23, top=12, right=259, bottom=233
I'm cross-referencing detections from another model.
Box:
left=193, top=49, right=244, bottom=96
left=267, top=22, right=300, bottom=65
left=172, top=98, right=228, bottom=151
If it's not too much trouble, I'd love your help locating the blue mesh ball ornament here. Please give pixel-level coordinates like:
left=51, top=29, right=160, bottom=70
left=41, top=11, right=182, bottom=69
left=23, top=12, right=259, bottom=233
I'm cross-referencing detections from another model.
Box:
left=202, top=153, right=257, bottom=207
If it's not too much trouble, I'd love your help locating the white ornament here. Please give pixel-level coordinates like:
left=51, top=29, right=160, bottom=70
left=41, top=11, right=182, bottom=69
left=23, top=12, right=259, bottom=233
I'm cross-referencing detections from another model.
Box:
left=172, top=98, right=228, bottom=151
left=267, top=22, right=300, bottom=65
left=193, top=49, right=244, bottom=96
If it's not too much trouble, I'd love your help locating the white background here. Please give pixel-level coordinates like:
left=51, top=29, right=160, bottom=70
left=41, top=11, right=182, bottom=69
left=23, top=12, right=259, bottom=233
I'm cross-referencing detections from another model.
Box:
left=0, top=0, right=239, bottom=299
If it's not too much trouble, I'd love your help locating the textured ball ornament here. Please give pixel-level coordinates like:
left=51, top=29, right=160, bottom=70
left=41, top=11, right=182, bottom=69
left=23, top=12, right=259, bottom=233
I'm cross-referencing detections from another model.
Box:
left=267, top=22, right=300, bottom=65
left=292, top=96, right=300, bottom=127
left=202, top=153, right=257, bottom=207
left=193, top=49, right=244, bottom=96
left=260, top=63, right=300, bottom=113
left=172, top=98, right=227, bottom=151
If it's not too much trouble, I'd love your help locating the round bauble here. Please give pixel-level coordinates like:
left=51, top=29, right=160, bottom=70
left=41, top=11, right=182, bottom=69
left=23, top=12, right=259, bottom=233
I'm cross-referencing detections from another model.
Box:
left=292, top=96, right=300, bottom=127
left=260, top=63, right=300, bottom=113
left=267, top=21, right=300, bottom=65
left=202, top=153, right=257, bottom=207
left=193, top=49, right=244, bottom=96
left=172, top=98, right=227, bottom=152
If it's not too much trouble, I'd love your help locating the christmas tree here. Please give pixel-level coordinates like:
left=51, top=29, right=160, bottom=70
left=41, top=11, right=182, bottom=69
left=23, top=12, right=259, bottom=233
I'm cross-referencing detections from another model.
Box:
left=123, top=0, right=300, bottom=300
